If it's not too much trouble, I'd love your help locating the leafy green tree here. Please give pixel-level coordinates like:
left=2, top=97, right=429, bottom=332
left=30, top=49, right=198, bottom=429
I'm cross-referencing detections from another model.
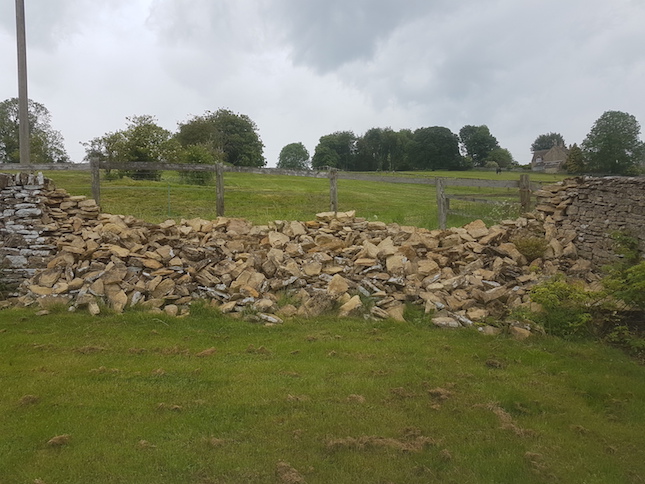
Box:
left=355, top=128, right=383, bottom=171
left=311, top=131, right=357, bottom=170
left=486, top=147, right=514, bottom=168
left=409, top=126, right=464, bottom=170
left=83, top=115, right=180, bottom=180
left=394, top=129, right=415, bottom=171
left=179, top=145, right=215, bottom=185
left=176, top=109, right=265, bottom=167
left=0, top=97, right=69, bottom=163
left=531, top=132, right=565, bottom=151
left=277, top=142, right=310, bottom=170
left=459, top=125, right=499, bottom=166
left=355, top=127, right=409, bottom=171
left=582, top=111, right=644, bottom=174
left=564, top=143, right=585, bottom=174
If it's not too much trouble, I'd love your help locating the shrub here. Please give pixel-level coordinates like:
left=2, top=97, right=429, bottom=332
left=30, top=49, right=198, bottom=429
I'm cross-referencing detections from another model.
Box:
left=511, top=236, right=548, bottom=262
left=606, top=261, right=645, bottom=310
left=604, top=232, right=645, bottom=311
left=529, top=277, right=593, bottom=338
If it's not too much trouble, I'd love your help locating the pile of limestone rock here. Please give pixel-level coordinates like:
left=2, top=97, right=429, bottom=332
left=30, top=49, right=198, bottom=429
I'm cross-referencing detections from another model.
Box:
left=15, top=187, right=601, bottom=335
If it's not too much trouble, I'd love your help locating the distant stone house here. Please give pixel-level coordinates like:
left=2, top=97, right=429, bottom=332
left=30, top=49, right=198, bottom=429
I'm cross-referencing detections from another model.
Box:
left=531, top=145, right=569, bottom=173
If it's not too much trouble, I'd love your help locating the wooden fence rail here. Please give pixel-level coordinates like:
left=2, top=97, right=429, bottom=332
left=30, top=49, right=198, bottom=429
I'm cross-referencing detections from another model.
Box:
left=2, top=161, right=538, bottom=229
left=435, top=174, right=532, bottom=229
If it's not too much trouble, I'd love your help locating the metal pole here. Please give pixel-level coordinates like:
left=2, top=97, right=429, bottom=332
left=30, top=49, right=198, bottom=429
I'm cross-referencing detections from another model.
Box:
left=15, top=0, right=30, bottom=165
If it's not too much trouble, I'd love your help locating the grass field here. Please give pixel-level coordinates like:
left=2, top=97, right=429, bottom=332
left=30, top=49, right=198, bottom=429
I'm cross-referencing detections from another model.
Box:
left=1, top=306, right=644, bottom=483
left=7, top=167, right=627, bottom=483
left=35, top=169, right=568, bottom=228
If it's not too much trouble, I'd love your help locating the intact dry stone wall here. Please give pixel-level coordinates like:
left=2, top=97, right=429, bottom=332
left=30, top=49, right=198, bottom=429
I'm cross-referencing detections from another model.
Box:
left=535, top=176, right=645, bottom=266
left=0, top=172, right=100, bottom=287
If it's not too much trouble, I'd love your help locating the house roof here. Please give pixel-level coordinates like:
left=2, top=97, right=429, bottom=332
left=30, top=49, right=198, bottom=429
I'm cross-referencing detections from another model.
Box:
left=531, top=149, right=550, bottom=164
left=531, top=145, right=569, bottom=165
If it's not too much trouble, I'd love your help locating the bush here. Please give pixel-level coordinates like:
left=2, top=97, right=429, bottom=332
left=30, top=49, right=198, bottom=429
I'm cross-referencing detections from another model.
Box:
left=511, top=236, right=547, bottom=262
left=604, top=232, right=645, bottom=311
left=606, top=261, right=645, bottom=310
left=529, top=277, right=594, bottom=338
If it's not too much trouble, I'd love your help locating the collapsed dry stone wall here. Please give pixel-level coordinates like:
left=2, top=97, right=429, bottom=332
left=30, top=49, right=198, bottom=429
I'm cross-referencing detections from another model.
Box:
left=535, top=176, right=645, bottom=266
left=1, top=172, right=602, bottom=337
left=5, top=172, right=640, bottom=332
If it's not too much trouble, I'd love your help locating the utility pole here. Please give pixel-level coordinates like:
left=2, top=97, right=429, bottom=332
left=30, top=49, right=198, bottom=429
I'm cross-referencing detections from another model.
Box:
left=16, top=0, right=30, bottom=165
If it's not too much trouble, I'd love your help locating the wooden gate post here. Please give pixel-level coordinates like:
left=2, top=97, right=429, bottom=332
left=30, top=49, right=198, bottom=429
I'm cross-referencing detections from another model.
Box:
left=216, top=163, right=225, bottom=217
left=329, top=168, right=338, bottom=213
left=90, top=156, right=101, bottom=207
left=436, top=177, right=448, bottom=230
left=519, top=174, right=531, bottom=212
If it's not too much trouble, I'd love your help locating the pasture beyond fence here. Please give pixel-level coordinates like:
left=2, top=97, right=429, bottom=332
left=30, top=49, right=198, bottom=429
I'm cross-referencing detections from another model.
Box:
left=3, top=161, right=540, bottom=229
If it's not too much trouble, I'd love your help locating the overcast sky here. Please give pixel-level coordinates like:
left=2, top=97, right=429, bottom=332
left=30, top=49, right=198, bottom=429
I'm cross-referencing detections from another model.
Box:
left=1, top=0, right=644, bottom=166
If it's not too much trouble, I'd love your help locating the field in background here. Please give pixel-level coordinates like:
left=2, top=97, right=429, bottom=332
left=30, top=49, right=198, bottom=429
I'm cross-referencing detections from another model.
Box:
left=38, top=169, right=568, bottom=228
left=1, top=306, right=644, bottom=483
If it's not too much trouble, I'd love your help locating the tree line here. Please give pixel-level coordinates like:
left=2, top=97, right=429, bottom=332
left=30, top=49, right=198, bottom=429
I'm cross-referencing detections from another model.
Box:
left=278, top=125, right=514, bottom=172
left=82, top=110, right=265, bottom=183
left=1, top=97, right=643, bottom=178
left=0, top=98, right=266, bottom=184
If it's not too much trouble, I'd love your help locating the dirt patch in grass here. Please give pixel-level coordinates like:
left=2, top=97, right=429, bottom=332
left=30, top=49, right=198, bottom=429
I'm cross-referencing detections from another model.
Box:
left=477, top=402, right=536, bottom=437
left=74, top=345, right=106, bottom=354
left=428, top=387, right=453, bottom=401
left=195, top=347, right=217, bottom=357
left=524, top=451, right=557, bottom=480
left=485, top=358, right=506, bottom=369
left=205, top=437, right=228, bottom=448
left=246, top=344, right=271, bottom=355
left=137, top=440, right=157, bottom=449
left=346, top=394, right=366, bottom=403
left=326, top=428, right=438, bottom=453
left=157, top=403, right=183, bottom=411
left=18, top=394, right=39, bottom=406
left=275, top=461, right=306, bottom=484
left=281, top=371, right=301, bottom=378
left=47, top=434, right=71, bottom=447
left=390, top=387, right=418, bottom=399
left=89, top=366, right=120, bottom=374
left=154, top=346, right=190, bottom=356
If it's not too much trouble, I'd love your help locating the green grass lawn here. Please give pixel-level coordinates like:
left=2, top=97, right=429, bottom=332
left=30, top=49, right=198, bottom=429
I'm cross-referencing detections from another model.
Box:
left=35, top=169, right=567, bottom=229
left=1, top=306, right=644, bottom=483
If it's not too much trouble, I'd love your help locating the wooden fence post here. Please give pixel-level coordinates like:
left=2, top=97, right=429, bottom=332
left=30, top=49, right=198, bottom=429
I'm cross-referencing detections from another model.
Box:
left=216, top=163, right=225, bottom=217
left=436, top=177, right=447, bottom=230
left=519, top=174, right=531, bottom=212
left=90, top=157, right=100, bottom=207
left=329, top=168, right=338, bottom=213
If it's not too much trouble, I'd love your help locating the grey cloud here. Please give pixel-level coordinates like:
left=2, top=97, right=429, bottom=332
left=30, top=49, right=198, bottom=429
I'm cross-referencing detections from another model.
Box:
left=148, top=0, right=270, bottom=51
left=263, top=0, right=452, bottom=73
left=1, top=0, right=129, bottom=51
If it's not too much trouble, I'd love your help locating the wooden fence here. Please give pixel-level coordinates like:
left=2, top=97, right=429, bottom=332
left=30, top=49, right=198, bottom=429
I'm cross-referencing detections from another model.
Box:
left=3, top=161, right=539, bottom=229
left=435, top=174, right=534, bottom=229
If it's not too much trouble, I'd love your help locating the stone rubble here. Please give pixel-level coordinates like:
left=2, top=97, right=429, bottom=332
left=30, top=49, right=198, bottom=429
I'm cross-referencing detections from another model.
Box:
left=1, top=173, right=611, bottom=333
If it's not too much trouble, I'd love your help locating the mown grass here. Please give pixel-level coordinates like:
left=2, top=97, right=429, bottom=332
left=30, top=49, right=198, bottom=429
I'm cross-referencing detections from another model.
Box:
left=35, top=169, right=567, bottom=229
left=1, top=306, right=644, bottom=483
